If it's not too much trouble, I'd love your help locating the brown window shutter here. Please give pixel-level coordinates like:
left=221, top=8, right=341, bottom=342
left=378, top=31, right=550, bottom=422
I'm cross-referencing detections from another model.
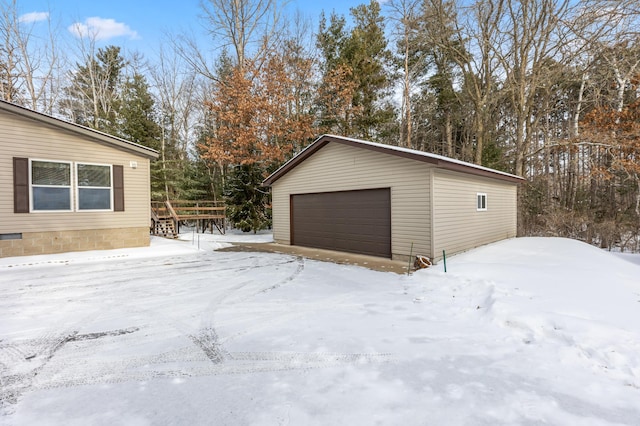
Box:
left=13, top=157, right=29, bottom=213
left=113, top=165, right=124, bottom=211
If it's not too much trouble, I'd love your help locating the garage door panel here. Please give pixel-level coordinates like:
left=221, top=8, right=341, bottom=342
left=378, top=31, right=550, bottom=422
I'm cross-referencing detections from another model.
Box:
left=291, top=188, right=391, bottom=258
left=301, top=232, right=389, bottom=244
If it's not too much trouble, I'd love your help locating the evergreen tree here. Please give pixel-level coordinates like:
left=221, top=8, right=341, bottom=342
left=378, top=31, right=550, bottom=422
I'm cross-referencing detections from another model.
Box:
left=61, top=45, right=126, bottom=133
left=119, top=73, right=161, bottom=148
left=119, top=72, right=167, bottom=199
left=316, top=1, right=394, bottom=141
left=317, top=12, right=349, bottom=73
left=416, top=0, right=467, bottom=158
left=223, top=164, right=271, bottom=233
left=316, top=13, right=356, bottom=135
left=177, top=155, right=215, bottom=201
left=347, top=0, right=394, bottom=140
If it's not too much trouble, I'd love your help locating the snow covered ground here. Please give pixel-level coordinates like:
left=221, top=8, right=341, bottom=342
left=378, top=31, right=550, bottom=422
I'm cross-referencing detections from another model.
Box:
left=1, top=233, right=639, bottom=425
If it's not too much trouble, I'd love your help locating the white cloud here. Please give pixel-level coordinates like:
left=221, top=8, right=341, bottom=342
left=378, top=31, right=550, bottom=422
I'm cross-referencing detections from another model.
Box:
left=68, top=17, right=139, bottom=41
left=19, top=11, right=49, bottom=23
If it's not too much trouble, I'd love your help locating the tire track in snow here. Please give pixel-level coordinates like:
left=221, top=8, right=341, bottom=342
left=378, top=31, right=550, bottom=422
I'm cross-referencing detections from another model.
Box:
left=0, top=307, right=107, bottom=412
left=258, top=256, right=305, bottom=294
left=19, top=255, right=307, bottom=396
left=29, top=348, right=395, bottom=391
left=0, top=252, right=281, bottom=299
left=189, top=327, right=229, bottom=364
left=2, top=251, right=389, bottom=412
left=184, top=256, right=305, bottom=366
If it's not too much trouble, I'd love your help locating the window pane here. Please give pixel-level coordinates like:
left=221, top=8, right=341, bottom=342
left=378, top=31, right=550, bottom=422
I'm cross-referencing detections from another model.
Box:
left=79, top=188, right=111, bottom=210
left=78, top=164, right=110, bottom=187
left=32, top=161, right=70, bottom=185
left=33, top=187, right=71, bottom=210
left=477, top=194, right=487, bottom=210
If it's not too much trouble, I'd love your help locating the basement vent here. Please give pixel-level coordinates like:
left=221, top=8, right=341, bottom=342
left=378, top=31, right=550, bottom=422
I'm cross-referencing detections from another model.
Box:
left=0, top=233, right=22, bottom=240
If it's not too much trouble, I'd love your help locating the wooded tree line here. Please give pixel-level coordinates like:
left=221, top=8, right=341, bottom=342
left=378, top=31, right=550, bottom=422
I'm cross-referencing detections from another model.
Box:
left=1, top=0, right=639, bottom=249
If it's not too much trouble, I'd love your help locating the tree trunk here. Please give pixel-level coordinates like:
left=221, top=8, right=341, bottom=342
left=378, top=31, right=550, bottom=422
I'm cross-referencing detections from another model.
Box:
left=572, top=73, right=586, bottom=138
left=403, top=23, right=412, bottom=148
left=514, top=113, right=526, bottom=177
left=474, top=114, right=484, bottom=165
left=445, top=109, right=453, bottom=157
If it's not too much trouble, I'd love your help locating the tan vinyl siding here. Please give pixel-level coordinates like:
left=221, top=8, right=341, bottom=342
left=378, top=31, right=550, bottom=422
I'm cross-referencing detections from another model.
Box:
left=432, top=169, right=517, bottom=260
left=0, top=109, right=152, bottom=234
left=272, top=142, right=432, bottom=261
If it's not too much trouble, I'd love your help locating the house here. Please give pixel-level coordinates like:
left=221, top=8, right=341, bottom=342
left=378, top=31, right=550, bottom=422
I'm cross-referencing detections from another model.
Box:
left=263, top=134, right=524, bottom=263
left=0, top=100, right=158, bottom=258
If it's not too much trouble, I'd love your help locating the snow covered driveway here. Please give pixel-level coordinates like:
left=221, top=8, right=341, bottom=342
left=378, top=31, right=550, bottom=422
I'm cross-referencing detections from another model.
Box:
left=1, top=236, right=640, bottom=425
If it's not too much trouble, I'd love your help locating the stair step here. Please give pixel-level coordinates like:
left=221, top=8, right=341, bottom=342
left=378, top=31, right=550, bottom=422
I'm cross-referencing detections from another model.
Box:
left=153, top=219, right=178, bottom=239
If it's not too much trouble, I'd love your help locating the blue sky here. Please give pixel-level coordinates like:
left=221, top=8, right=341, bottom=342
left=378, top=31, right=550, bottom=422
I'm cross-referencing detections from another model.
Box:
left=16, top=0, right=378, bottom=55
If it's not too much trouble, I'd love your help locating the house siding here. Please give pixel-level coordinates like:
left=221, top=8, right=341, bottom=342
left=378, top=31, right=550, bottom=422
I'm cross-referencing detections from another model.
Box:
left=432, top=169, right=518, bottom=261
left=271, top=142, right=432, bottom=261
left=0, top=108, right=153, bottom=256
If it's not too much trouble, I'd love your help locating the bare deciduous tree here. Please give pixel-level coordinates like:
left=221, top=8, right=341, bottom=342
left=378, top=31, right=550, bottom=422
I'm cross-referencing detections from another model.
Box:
left=150, top=45, right=201, bottom=199
left=200, top=0, right=286, bottom=68
left=386, top=0, right=421, bottom=148
left=61, top=34, right=126, bottom=132
left=493, top=0, right=572, bottom=177
left=0, top=0, right=63, bottom=112
left=425, top=0, right=504, bottom=164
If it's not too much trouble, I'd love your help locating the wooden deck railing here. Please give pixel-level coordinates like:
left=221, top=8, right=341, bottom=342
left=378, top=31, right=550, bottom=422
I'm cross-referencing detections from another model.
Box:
left=151, top=200, right=226, bottom=235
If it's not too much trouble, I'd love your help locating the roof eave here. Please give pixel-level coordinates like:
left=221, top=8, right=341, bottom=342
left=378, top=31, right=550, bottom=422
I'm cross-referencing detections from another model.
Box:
left=435, top=160, right=524, bottom=183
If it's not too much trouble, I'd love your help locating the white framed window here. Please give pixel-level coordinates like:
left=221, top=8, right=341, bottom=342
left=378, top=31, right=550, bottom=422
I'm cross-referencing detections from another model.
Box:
left=76, top=163, right=113, bottom=211
left=30, top=159, right=72, bottom=211
left=477, top=193, right=487, bottom=211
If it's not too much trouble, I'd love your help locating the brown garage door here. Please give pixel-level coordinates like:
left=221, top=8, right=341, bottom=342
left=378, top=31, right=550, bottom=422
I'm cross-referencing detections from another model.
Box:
left=291, top=188, right=391, bottom=258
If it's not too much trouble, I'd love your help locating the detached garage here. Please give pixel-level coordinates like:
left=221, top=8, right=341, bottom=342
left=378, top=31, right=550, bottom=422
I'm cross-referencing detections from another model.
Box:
left=263, top=134, right=524, bottom=263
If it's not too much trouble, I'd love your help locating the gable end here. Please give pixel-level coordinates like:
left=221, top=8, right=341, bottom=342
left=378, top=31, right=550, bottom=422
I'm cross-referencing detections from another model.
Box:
left=263, top=135, right=523, bottom=186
